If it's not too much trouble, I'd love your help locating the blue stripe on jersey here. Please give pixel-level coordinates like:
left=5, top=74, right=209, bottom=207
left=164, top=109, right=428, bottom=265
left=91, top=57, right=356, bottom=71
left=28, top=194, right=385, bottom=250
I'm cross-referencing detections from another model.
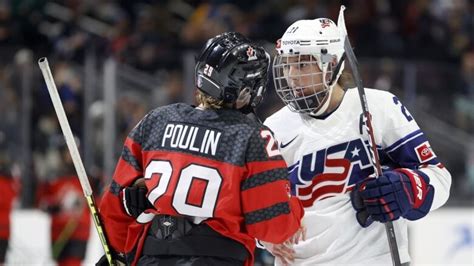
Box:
left=384, top=131, right=439, bottom=169
left=385, top=129, right=423, bottom=153
left=288, top=163, right=298, bottom=173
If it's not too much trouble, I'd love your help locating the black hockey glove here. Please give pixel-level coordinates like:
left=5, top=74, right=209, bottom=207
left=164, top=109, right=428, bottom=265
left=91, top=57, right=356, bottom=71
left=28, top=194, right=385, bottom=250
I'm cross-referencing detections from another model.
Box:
left=122, top=186, right=154, bottom=218
left=351, top=169, right=435, bottom=227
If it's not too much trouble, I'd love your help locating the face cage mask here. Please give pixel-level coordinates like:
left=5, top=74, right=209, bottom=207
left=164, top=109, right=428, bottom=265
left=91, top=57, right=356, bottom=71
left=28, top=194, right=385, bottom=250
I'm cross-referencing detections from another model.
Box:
left=273, top=53, right=338, bottom=115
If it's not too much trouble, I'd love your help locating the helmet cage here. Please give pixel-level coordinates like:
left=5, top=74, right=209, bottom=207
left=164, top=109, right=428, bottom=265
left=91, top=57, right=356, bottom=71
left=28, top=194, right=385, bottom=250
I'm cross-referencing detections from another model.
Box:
left=272, top=17, right=346, bottom=115
left=273, top=53, right=340, bottom=114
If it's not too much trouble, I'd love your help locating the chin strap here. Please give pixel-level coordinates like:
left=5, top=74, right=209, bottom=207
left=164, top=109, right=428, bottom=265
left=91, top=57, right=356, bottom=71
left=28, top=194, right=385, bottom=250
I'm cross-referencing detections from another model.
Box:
left=330, top=53, right=346, bottom=86
left=311, top=86, right=334, bottom=116
left=310, top=53, right=345, bottom=117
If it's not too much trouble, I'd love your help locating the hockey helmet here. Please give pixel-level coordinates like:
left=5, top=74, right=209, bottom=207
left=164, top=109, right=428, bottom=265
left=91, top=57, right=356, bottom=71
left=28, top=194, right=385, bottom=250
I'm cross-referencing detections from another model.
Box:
left=195, top=32, right=270, bottom=107
left=273, top=16, right=346, bottom=116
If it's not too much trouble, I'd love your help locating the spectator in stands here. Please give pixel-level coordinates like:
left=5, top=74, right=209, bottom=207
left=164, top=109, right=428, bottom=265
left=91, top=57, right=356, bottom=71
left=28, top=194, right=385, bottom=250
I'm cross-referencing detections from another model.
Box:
left=454, top=49, right=474, bottom=133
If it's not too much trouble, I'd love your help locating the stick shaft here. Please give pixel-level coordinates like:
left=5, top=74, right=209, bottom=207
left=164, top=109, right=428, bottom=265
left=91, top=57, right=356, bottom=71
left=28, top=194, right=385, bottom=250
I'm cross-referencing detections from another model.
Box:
left=38, top=58, right=91, bottom=195
left=343, top=38, right=402, bottom=266
left=38, top=57, right=114, bottom=265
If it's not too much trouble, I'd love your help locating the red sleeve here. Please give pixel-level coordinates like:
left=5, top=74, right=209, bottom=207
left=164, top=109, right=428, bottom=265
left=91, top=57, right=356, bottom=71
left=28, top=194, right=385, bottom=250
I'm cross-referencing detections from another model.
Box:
left=0, top=176, right=16, bottom=239
left=99, top=133, right=144, bottom=253
left=0, top=176, right=16, bottom=208
left=240, top=128, right=304, bottom=244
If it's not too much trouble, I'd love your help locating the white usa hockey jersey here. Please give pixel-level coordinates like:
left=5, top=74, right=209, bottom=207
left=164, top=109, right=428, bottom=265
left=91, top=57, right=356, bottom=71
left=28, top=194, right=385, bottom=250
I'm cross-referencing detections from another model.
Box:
left=264, top=88, right=452, bottom=265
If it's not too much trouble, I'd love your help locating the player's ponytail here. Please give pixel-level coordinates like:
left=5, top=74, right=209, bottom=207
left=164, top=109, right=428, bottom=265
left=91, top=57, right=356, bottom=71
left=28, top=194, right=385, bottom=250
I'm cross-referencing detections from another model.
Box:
left=195, top=90, right=225, bottom=110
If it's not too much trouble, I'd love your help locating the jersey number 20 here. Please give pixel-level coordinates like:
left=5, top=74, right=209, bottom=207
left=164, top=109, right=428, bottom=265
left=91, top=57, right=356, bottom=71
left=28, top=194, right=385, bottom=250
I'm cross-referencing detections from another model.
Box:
left=137, top=160, right=222, bottom=223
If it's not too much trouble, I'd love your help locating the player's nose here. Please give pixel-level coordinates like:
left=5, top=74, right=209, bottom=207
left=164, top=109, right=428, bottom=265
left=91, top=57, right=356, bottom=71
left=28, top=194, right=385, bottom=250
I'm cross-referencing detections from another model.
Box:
left=288, top=66, right=301, bottom=86
left=288, top=64, right=301, bottom=78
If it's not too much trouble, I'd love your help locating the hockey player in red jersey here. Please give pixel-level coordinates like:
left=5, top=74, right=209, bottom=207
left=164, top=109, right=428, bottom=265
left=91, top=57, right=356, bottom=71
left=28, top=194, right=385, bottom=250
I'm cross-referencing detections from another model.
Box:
left=97, top=32, right=304, bottom=265
left=38, top=143, right=91, bottom=266
left=0, top=153, right=17, bottom=264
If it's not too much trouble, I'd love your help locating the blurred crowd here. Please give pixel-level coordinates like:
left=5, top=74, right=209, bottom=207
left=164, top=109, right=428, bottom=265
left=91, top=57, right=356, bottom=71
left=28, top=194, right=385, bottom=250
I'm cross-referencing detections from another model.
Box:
left=0, top=0, right=472, bottom=64
left=0, top=0, right=473, bottom=264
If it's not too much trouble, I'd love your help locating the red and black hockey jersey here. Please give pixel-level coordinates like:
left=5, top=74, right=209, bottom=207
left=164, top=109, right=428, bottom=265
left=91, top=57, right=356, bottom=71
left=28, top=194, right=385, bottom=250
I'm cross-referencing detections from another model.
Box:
left=99, top=103, right=304, bottom=265
left=38, top=175, right=91, bottom=242
left=0, top=174, right=16, bottom=240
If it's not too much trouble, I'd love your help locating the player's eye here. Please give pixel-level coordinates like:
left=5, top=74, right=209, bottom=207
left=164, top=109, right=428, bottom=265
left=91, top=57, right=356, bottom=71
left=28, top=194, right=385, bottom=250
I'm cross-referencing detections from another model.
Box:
left=299, top=62, right=309, bottom=69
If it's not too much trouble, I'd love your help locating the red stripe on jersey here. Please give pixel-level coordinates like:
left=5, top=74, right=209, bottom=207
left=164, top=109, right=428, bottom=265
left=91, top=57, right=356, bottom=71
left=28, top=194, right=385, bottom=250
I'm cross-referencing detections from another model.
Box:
left=125, top=136, right=143, bottom=159
left=111, top=137, right=144, bottom=186
left=299, top=183, right=346, bottom=208
left=112, top=158, right=143, bottom=186
left=241, top=179, right=292, bottom=212
left=246, top=160, right=288, bottom=175
left=245, top=197, right=303, bottom=244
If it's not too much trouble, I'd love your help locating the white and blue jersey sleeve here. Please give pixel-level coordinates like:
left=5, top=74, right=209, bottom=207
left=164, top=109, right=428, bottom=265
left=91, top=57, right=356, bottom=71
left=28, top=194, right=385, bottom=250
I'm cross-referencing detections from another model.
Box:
left=369, top=89, right=451, bottom=210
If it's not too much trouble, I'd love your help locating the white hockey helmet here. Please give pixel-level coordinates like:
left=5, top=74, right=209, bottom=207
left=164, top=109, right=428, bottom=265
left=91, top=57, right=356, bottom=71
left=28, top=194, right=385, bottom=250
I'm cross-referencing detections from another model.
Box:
left=273, top=17, right=346, bottom=116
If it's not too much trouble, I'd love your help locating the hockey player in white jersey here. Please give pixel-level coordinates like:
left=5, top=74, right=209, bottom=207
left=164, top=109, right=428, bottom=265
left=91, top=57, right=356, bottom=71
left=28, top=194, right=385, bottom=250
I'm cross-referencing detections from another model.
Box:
left=262, top=7, right=452, bottom=266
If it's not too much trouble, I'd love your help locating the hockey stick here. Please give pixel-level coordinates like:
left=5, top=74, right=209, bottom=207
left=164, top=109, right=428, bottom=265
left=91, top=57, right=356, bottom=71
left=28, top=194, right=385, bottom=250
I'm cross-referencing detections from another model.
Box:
left=338, top=6, right=401, bottom=266
left=52, top=214, right=80, bottom=260
left=38, top=58, right=114, bottom=265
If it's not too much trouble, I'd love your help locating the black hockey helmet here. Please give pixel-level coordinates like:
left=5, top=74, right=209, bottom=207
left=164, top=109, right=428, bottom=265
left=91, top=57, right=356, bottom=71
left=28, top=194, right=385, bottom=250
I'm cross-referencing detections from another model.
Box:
left=195, top=32, right=270, bottom=107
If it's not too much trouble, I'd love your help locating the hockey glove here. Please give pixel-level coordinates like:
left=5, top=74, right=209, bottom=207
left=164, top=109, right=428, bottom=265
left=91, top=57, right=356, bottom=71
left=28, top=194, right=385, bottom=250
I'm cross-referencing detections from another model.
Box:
left=350, top=177, right=376, bottom=227
left=351, top=169, right=434, bottom=227
left=122, top=186, right=154, bottom=218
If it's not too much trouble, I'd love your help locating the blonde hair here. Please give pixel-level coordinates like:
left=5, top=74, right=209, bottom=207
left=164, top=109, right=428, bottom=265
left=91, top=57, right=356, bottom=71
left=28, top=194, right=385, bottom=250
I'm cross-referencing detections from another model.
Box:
left=195, top=90, right=225, bottom=109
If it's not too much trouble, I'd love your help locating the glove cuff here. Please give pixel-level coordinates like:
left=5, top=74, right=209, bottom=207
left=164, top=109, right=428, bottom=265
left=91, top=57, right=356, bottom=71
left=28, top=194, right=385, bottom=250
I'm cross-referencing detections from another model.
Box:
left=394, top=168, right=434, bottom=220
left=394, top=168, right=429, bottom=209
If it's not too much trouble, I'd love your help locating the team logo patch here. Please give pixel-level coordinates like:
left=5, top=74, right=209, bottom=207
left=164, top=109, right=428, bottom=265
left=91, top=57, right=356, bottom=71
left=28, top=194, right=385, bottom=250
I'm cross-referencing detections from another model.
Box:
left=415, top=141, right=436, bottom=163
left=319, top=19, right=331, bottom=28
left=246, top=46, right=258, bottom=61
